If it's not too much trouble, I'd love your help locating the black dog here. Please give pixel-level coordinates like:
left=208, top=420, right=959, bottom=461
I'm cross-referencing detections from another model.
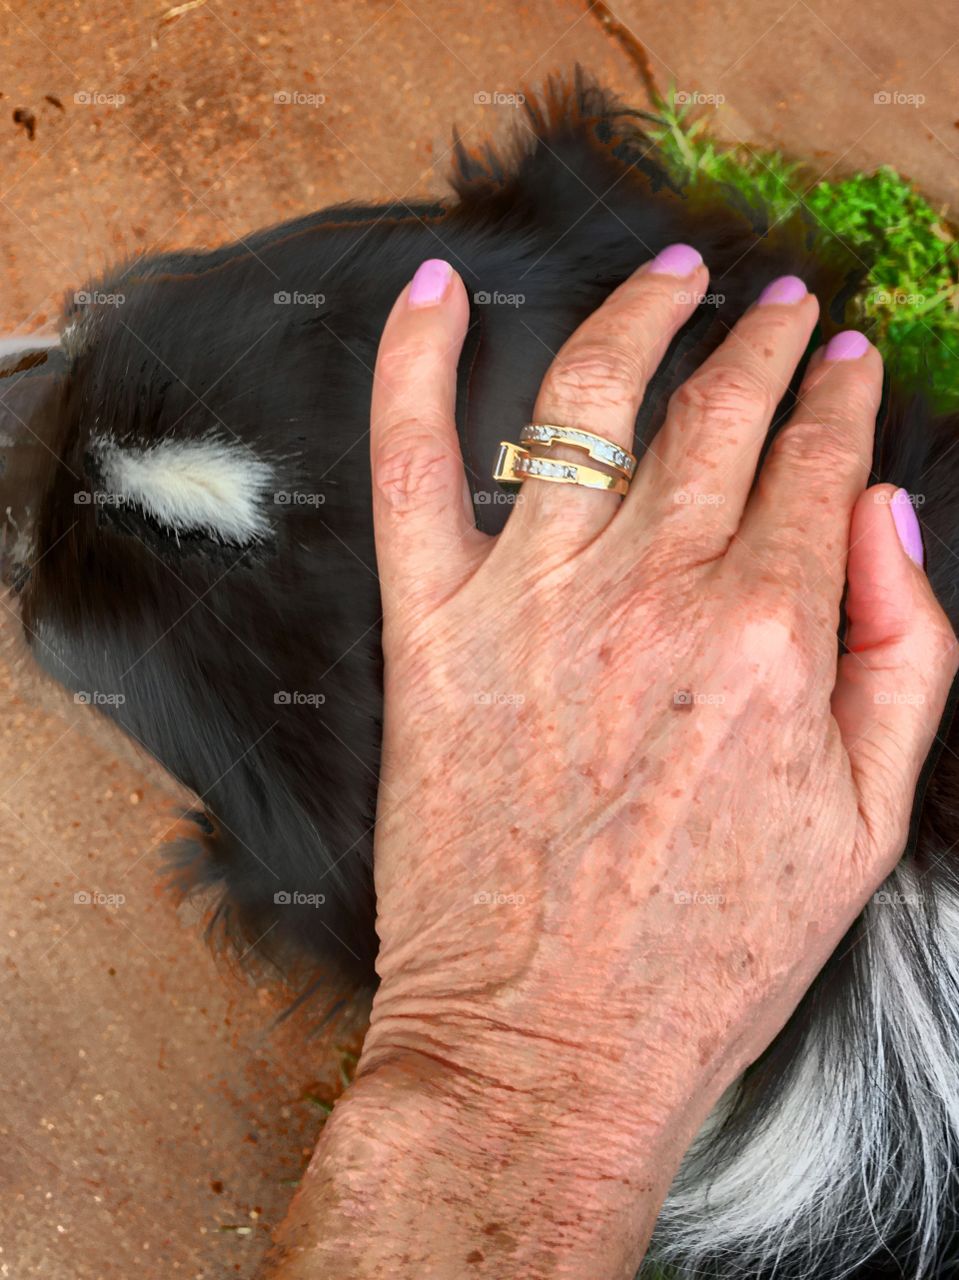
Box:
left=4, top=71, right=959, bottom=1279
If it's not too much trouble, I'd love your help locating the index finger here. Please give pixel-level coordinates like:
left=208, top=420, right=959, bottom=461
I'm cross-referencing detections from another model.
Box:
left=370, top=259, right=486, bottom=612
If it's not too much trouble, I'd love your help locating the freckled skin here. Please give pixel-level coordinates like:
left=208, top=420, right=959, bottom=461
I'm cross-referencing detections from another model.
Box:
left=269, top=495, right=955, bottom=1279
left=266, top=213, right=959, bottom=1280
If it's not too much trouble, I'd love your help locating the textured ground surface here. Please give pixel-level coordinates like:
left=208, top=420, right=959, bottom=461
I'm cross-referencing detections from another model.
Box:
left=0, top=1, right=955, bottom=1275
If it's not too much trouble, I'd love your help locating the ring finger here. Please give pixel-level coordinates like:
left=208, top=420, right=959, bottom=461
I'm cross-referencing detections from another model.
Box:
left=622, top=274, right=820, bottom=547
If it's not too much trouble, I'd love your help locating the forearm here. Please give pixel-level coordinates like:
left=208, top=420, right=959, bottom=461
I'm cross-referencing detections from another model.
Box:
left=263, top=1038, right=723, bottom=1280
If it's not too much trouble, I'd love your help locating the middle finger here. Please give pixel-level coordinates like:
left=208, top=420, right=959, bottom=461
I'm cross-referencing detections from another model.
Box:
left=504, top=244, right=708, bottom=549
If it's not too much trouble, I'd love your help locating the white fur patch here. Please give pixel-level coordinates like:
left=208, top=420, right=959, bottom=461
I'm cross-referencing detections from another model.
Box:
left=95, top=436, right=273, bottom=544
left=647, top=863, right=959, bottom=1279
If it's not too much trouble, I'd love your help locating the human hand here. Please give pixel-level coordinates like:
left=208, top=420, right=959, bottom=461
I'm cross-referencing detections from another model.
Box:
left=365, top=251, right=954, bottom=1097
left=267, top=252, right=957, bottom=1280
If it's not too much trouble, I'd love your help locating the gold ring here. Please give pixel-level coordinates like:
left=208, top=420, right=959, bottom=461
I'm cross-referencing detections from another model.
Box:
left=520, top=423, right=636, bottom=479
left=493, top=441, right=630, bottom=495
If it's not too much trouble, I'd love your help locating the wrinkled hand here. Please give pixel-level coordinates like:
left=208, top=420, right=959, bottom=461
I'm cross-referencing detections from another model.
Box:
left=364, top=254, right=956, bottom=1117
left=266, top=253, right=957, bottom=1280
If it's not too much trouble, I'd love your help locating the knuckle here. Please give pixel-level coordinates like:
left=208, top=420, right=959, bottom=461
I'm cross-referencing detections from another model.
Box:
left=835, top=377, right=878, bottom=421
left=612, top=280, right=696, bottom=326
left=772, top=417, right=862, bottom=473
left=922, top=611, right=959, bottom=673
left=738, top=593, right=818, bottom=686
left=806, top=363, right=880, bottom=420
left=670, top=362, right=774, bottom=425
left=374, top=418, right=455, bottom=511
left=375, top=337, right=444, bottom=391
left=748, top=596, right=798, bottom=653
left=544, top=341, right=647, bottom=413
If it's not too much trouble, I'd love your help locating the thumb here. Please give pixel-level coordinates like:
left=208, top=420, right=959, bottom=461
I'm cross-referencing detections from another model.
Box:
left=833, top=484, right=958, bottom=865
left=370, top=259, right=487, bottom=617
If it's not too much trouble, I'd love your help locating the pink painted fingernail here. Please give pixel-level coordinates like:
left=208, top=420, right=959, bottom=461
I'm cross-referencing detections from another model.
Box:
left=408, top=258, right=453, bottom=308
left=646, top=243, right=703, bottom=276
left=758, top=275, right=807, bottom=305
left=824, top=329, right=870, bottom=361
left=891, top=489, right=924, bottom=567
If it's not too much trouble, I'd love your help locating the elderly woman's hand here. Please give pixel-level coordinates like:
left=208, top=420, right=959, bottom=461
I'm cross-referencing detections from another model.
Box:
left=267, top=252, right=956, bottom=1280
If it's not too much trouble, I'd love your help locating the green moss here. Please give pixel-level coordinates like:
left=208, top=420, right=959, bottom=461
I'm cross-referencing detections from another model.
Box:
left=649, top=92, right=959, bottom=409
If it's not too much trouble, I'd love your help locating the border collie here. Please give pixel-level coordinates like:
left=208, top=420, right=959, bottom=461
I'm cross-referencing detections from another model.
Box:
left=2, top=70, right=958, bottom=1280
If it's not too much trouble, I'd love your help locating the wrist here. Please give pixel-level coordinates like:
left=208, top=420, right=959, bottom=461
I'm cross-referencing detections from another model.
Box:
left=266, top=1017, right=727, bottom=1280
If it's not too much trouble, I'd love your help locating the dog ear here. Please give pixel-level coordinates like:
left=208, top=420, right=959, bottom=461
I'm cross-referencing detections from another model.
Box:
left=89, top=435, right=274, bottom=546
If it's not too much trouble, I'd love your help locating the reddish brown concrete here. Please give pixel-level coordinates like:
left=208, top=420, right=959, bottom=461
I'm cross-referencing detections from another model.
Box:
left=607, top=0, right=959, bottom=212
left=0, top=621, right=371, bottom=1278
left=0, top=2, right=955, bottom=1276
left=0, top=0, right=636, bottom=335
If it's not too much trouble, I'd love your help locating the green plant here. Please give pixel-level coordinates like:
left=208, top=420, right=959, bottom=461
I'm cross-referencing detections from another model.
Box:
left=649, top=91, right=959, bottom=409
